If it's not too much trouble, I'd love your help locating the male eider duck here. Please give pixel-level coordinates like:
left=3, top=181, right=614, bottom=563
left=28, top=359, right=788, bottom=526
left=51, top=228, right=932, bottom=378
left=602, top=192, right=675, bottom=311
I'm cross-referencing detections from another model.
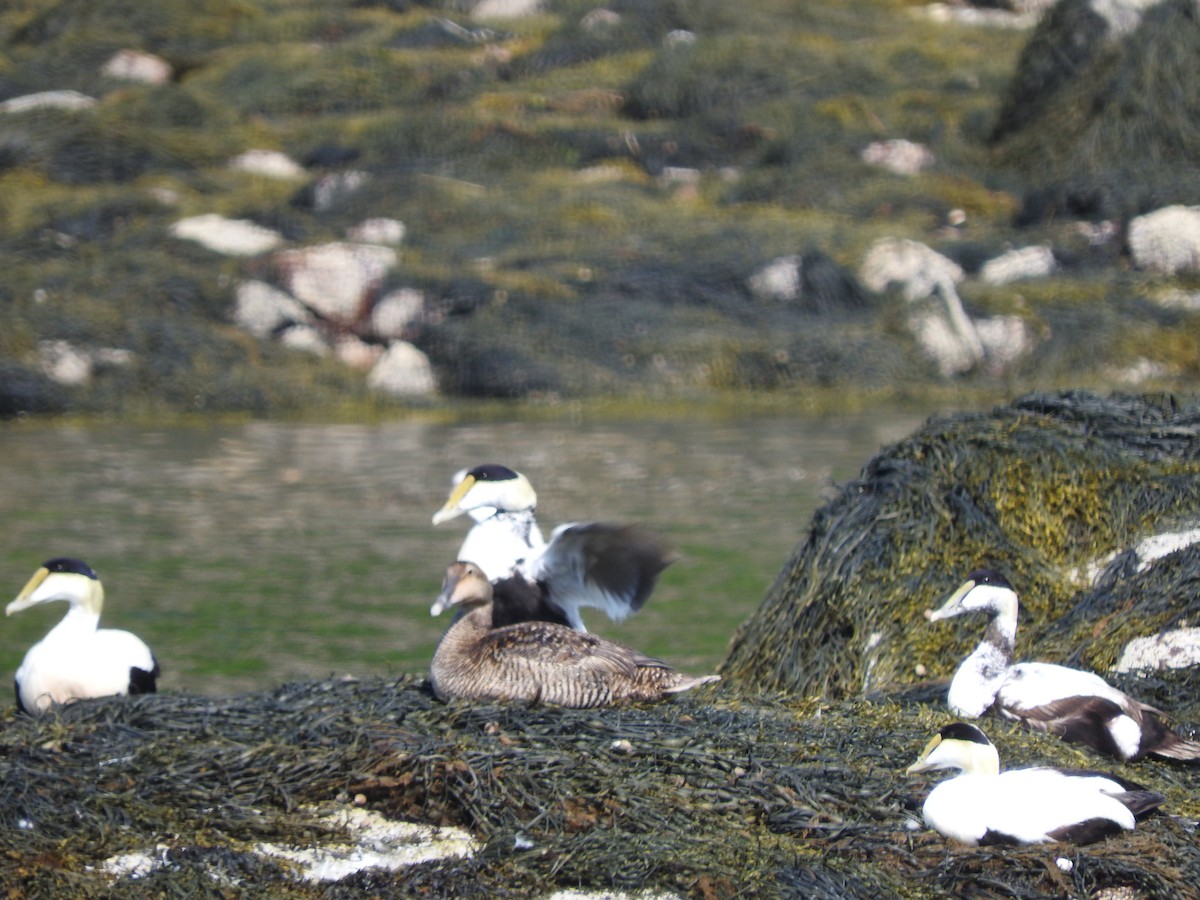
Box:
left=429, top=561, right=719, bottom=707
left=928, top=569, right=1200, bottom=762
left=6, top=558, right=159, bottom=715
left=432, top=464, right=674, bottom=631
left=906, top=722, right=1163, bottom=846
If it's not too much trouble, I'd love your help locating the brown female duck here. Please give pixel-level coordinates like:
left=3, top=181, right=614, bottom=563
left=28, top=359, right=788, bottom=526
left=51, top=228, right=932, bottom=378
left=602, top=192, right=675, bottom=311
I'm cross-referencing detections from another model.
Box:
left=429, top=561, right=719, bottom=707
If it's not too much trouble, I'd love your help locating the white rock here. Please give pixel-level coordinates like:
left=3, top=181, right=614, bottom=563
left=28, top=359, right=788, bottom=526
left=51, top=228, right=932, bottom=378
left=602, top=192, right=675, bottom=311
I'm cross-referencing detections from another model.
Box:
left=860, top=238, right=981, bottom=375
left=664, top=29, right=697, bottom=46
left=170, top=214, right=284, bottom=257
left=1115, top=627, right=1200, bottom=673
left=234, top=281, right=312, bottom=338
left=275, top=242, right=397, bottom=325
left=367, top=342, right=437, bottom=396
left=748, top=256, right=801, bottom=301
left=347, top=218, right=405, bottom=246
left=278, top=325, right=329, bottom=357
left=0, top=90, right=96, bottom=113
left=311, top=171, right=370, bottom=211
left=581, top=9, right=621, bottom=30
left=975, top=315, right=1034, bottom=375
left=860, top=139, right=934, bottom=176
left=979, top=245, right=1056, bottom=285
left=1091, top=0, right=1161, bottom=36
left=230, top=149, right=306, bottom=179
left=916, top=3, right=1038, bottom=27
left=1128, top=205, right=1200, bottom=275
left=92, top=348, right=134, bottom=368
left=370, top=288, right=425, bottom=340
left=908, top=301, right=982, bottom=377
left=1133, top=528, right=1200, bottom=572
left=859, top=237, right=963, bottom=299
left=334, top=336, right=383, bottom=371
left=473, top=0, right=542, bottom=19
left=101, top=50, right=172, bottom=85
left=659, top=167, right=700, bottom=186
left=37, top=340, right=92, bottom=386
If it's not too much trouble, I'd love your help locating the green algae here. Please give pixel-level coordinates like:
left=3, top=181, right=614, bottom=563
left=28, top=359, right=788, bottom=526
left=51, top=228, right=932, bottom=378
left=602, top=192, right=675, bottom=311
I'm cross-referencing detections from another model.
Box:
left=722, top=391, right=1200, bottom=708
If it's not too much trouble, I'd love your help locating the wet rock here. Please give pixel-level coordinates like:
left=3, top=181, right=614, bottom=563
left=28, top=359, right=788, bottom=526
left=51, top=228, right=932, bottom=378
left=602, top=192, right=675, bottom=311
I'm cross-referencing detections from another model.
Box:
left=860, top=139, right=934, bottom=176
left=367, top=342, right=437, bottom=396
left=308, top=171, right=371, bottom=211
left=860, top=237, right=964, bottom=300
left=234, top=281, right=312, bottom=338
left=917, top=3, right=1039, bottom=28
left=748, top=256, right=801, bottom=301
left=975, top=314, right=1035, bottom=375
left=369, top=288, right=424, bottom=340
left=100, top=50, right=173, bottom=84
left=581, top=8, right=622, bottom=31
left=0, top=90, right=95, bottom=113
left=347, top=218, right=406, bottom=246
left=171, top=214, right=284, bottom=257
left=274, top=242, right=397, bottom=326
left=334, top=336, right=384, bottom=371
left=979, top=245, right=1056, bottom=285
left=1116, top=627, right=1200, bottom=673
left=473, top=0, right=543, bottom=19
left=279, top=325, right=329, bottom=357
left=1128, top=205, right=1200, bottom=274
left=230, top=150, right=307, bottom=180
left=860, top=238, right=981, bottom=376
left=37, top=340, right=92, bottom=386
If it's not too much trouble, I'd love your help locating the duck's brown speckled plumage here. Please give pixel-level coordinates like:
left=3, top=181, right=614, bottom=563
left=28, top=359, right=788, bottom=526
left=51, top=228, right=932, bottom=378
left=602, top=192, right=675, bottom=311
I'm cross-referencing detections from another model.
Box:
left=430, top=562, right=719, bottom=707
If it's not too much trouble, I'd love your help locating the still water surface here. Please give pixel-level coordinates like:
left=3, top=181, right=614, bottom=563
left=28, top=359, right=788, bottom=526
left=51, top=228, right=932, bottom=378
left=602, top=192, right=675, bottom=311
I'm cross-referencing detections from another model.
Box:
left=0, top=411, right=930, bottom=698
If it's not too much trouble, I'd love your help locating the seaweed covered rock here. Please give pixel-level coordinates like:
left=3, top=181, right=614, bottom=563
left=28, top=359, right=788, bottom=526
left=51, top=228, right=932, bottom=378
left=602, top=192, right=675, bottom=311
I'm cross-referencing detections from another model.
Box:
left=995, top=0, right=1200, bottom=221
left=3, top=678, right=1198, bottom=897
left=720, top=391, right=1200, bottom=719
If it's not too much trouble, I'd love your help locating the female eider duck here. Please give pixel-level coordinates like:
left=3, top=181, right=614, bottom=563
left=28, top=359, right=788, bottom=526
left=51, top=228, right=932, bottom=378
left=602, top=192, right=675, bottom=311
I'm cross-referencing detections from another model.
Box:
left=906, top=722, right=1163, bottom=846
left=7, top=558, right=159, bottom=715
left=429, top=561, right=719, bottom=707
left=432, top=464, right=674, bottom=631
left=928, top=569, right=1200, bottom=762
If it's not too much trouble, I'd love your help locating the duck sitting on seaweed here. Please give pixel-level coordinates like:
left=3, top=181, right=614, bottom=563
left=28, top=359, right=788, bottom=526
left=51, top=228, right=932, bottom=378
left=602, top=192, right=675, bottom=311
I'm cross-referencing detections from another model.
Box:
left=927, top=569, right=1200, bottom=762
left=429, top=561, right=719, bottom=708
left=906, top=722, right=1163, bottom=846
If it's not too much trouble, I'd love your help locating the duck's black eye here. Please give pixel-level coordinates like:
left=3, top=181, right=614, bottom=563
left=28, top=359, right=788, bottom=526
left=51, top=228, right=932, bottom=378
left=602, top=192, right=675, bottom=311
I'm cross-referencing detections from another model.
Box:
left=468, top=464, right=519, bottom=482
left=41, top=558, right=98, bottom=579
left=966, top=568, right=1011, bottom=589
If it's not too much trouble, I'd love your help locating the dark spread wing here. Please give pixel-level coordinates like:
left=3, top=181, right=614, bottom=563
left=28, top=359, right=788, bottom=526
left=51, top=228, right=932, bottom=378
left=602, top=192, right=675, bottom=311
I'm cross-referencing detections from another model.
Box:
left=535, top=522, right=675, bottom=615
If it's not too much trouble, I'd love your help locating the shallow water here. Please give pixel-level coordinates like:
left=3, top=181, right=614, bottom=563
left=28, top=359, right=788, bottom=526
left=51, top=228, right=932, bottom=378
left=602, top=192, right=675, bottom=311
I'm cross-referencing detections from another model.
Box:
left=0, top=410, right=930, bottom=697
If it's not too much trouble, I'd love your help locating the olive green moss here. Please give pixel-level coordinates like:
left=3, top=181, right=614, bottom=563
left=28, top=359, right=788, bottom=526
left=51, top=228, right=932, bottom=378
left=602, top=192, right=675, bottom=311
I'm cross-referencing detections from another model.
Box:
left=721, top=391, right=1200, bottom=712
left=5, top=0, right=1199, bottom=417
left=3, top=676, right=1197, bottom=898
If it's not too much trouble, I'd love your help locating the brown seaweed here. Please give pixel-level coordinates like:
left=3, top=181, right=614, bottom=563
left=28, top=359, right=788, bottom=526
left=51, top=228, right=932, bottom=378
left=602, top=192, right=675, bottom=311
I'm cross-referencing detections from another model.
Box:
left=1, top=679, right=1198, bottom=898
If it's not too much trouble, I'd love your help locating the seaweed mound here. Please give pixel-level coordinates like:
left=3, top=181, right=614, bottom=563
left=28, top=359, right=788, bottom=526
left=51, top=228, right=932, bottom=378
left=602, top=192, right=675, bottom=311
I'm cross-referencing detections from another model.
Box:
left=3, top=677, right=1199, bottom=898
left=720, top=390, right=1200, bottom=715
left=993, top=0, right=1200, bottom=221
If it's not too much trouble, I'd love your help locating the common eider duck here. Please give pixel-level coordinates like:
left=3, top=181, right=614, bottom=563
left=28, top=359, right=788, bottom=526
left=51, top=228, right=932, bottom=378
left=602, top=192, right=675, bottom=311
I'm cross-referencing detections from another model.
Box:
left=6, top=558, right=160, bottom=715
left=429, top=561, right=719, bottom=707
left=928, top=569, right=1200, bottom=762
left=906, top=722, right=1163, bottom=846
left=432, top=464, right=674, bottom=631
